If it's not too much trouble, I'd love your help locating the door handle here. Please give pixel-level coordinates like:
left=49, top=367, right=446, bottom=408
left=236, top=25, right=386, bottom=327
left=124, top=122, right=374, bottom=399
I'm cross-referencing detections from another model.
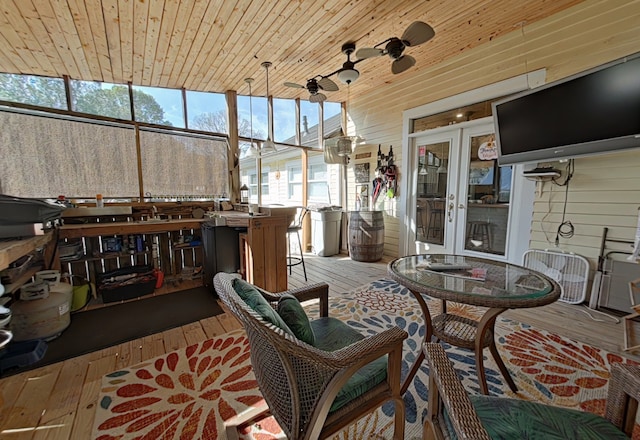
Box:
left=448, top=203, right=455, bottom=222
left=458, top=204, right=465, bottom=209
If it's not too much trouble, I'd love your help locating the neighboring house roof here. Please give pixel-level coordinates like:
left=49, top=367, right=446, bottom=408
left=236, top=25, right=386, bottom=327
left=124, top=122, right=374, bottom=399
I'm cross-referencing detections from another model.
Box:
left=280, top=112, right=343, bottom=147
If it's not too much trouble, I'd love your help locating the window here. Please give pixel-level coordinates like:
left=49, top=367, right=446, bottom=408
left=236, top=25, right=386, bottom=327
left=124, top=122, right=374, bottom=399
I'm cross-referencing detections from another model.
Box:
left=132, top=85, right=183, bottom=127
left=248, top=171, right=269, bottom=202
left=274, top=98, right=296, bottom=143
left=0, top=73, right=67, bottom=110
left=288, top=165, right=303, bottom=201
left=0, top=110, right=138, bottom=198
left=186, top=90, right=227, bottom=133
left=71, top=80, right=132, bottom=120
left=499, top=166, right=512, bottom=202
left=139, top=129, right=228, bottom=197
left=323, top=101, right=342, bottom=138
left=300, top=101, right=319, bottom=147
left=0, top=73, right=231, bottom=201
left=237, top=94, right=267, bottom=158
left=261, top=171, right=269, bottom=196
left=308, top=162, right=328, bottom=202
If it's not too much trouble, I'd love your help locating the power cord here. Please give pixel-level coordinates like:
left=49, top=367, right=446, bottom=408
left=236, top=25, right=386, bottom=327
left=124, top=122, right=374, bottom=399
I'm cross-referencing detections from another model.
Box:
left=554, top=160, right=575, bottom=246
left=578, top=304, right=621, bottom=323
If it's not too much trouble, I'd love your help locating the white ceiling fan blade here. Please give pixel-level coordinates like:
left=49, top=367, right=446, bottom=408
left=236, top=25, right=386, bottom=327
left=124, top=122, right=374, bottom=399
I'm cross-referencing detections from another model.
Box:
left=318, top=77, right=339, bottom=92
left=391, top=55, right=415, bottom=74
left=309, top=93, right=326, bottom=103
left=356, top=47, right=384, bottom=59
left=284, top=82, right=305, bottom=88
left=402, top=21, right=435, bottom=46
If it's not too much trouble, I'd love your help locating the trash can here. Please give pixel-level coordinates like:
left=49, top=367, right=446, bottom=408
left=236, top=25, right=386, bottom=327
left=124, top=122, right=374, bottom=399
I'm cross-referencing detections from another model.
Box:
left=201, top=222, right=240, bottom=293
left=311, top=209, right=342, bottom=257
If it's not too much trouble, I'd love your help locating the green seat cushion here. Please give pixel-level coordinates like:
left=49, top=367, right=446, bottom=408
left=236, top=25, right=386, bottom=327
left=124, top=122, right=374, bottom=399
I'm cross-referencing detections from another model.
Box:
left=277, top=294, right=315, bottom=345
left=310, top=317, right=388, bottom=413
left=232, top=278, right=292, bottom=335
left=454, top=395, right=629, bottom=440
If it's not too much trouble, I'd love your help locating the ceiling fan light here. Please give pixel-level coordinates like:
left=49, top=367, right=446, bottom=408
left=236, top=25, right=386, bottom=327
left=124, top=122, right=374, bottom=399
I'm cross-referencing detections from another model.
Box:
left=337, top=68, right=359, bottom=84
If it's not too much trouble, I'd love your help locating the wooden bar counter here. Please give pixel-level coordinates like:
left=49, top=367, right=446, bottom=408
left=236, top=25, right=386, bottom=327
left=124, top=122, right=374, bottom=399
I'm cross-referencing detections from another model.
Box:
left=58, top=212, right=289, bottom=293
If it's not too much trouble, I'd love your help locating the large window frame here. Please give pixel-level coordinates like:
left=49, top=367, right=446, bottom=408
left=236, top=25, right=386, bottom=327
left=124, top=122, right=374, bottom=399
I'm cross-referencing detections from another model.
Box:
left=0, top=72, right=343, bottom=202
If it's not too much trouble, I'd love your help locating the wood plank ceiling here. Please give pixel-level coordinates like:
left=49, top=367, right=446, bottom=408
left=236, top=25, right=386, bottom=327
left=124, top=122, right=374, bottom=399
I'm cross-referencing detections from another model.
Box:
left=0, top=0, right=585, bottom=103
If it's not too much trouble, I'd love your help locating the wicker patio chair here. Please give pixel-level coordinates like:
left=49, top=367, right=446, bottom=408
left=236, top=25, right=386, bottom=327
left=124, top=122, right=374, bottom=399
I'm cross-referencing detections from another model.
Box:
left=423, top=342, right=640, bottom=440
left=214, top=272, right=408, bottom=440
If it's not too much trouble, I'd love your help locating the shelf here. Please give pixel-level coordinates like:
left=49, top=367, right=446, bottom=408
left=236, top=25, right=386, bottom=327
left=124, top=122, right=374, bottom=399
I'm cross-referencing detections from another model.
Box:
left=172, top=244, right=202, bottom=250
left=61, top=250, right=152, bottom=264
left=58, top=219, right=207, bottom=239
left=524, top=173, right=561, bottom=196
left=523, top=172, right=560, bottom=180
left=0, top=233, right=52, bottom=271
left=4, top=265, right=45, bottom=295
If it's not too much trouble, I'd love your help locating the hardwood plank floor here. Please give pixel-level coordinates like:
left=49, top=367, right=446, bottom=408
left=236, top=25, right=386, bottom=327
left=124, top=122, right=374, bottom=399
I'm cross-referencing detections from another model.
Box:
left=0, top=252, right=637, bottom=439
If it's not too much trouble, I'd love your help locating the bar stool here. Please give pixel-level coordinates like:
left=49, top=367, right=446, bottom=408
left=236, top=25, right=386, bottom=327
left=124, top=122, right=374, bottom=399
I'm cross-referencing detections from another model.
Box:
left=287, top=207, right=308, bottom=281
left=466, top=221, right=492, bottom=251
left=417, top=200, right=427, bottom=237
left=426, top=199, right=444, bottom=239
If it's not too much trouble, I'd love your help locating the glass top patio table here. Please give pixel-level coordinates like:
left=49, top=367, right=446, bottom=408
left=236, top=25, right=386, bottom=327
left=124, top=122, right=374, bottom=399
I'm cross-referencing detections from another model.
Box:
left=387, top=254, right=561, bottom=395
left=388, top=254, right=559, bottom=308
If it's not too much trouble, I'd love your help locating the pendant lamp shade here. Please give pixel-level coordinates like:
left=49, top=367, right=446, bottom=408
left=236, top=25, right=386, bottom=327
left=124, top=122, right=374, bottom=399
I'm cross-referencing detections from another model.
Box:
left=337, top=65, right=359, bottom=84
left=336, top=137, right=354, bottom=156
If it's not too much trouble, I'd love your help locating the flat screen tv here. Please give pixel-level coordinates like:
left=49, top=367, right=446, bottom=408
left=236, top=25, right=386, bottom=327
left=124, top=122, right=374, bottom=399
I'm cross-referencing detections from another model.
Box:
left=492, top=53, right=640, bottom=166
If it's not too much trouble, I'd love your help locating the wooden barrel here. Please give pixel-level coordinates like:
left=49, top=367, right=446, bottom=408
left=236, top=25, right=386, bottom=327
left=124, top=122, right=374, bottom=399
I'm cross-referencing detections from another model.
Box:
left=349, top=211, right=384, bottom=262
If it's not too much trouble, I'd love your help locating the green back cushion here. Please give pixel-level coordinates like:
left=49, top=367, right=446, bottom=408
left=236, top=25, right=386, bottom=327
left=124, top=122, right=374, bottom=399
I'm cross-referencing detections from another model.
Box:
left=232, top=278, right=292, bottom=334
left=445, top=395, right=629, bottom=440
left=277, top=294, right=315, bottom=345
left=310, top=317, right=388, bottom=413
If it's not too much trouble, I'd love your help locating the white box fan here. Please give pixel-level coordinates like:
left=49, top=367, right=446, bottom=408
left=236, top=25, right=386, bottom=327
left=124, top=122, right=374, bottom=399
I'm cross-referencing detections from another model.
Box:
left=523, top=249, right=589, bottom=304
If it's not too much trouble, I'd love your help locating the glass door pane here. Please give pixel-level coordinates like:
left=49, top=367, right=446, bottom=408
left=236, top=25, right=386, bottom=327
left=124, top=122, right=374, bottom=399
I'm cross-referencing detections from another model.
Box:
left=416, top=142, right=449, bottom=247
left=463, top=133, right=511, bottom=256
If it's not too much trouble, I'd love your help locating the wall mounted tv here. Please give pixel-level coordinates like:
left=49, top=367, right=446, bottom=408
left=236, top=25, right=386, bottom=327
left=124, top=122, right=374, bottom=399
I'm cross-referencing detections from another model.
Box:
left=492, top=53, right=640, bottom=166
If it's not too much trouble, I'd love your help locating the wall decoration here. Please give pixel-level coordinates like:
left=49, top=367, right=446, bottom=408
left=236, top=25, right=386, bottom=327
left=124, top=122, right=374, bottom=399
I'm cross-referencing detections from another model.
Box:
left=354, top=163, right=370, bottom=183
left=478, top=135, right=498, bottom=160
left=355, top=184, right=369, bottom=210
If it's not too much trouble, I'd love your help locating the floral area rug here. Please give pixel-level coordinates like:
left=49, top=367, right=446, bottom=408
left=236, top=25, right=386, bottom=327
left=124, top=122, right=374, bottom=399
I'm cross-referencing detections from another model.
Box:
left=92, top=279, right=639, bottom=439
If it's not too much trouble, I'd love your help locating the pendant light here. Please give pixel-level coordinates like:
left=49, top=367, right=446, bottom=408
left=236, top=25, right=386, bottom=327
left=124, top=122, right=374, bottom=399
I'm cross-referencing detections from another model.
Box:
left=261, top=61, right=276, bottom=154
left=246, top=78, right=260, bottom=158
left=335, top=83, right=356, bottom=156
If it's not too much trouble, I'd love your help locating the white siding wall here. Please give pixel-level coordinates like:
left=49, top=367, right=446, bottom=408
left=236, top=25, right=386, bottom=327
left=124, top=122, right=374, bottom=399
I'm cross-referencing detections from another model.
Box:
left=529, top=151, right=640, bottom=265
left=348, top=0, right=640, bottom=261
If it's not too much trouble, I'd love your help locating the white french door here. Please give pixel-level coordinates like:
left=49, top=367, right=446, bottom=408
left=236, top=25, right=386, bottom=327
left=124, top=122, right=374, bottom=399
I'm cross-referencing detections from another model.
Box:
left=412, top=119, right=514, bottom=258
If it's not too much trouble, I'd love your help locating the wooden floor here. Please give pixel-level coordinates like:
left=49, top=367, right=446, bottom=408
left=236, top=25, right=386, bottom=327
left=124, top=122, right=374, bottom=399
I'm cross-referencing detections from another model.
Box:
left=0, top=252, right=637, bottom=439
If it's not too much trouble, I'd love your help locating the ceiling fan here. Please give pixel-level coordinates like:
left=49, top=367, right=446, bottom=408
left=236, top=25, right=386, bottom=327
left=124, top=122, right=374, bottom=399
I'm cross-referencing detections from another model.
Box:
left=324, top=42, right=366, bottom=85
left=283, top=75, right=339, bottom=103
left=356, top=21, right=435, bottom=74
